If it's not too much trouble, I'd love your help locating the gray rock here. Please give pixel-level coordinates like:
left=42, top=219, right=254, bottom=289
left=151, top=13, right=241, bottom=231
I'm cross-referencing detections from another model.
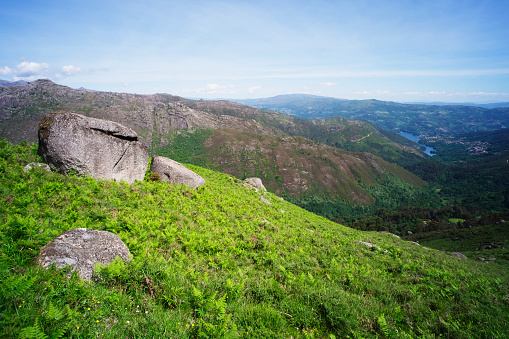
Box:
left=38, top=112, right=148, bottom=184
left=150, top=156, right=205, bottom=188
left=378, top=231, right=401, bottom=238
left=353, top=241, right=375, bottom=248
left=38, top=228, right=130, bottom=280
left=451, top=252, right=468, bottom=259
left=244, top=177, right=266, bottom=191
left=259, top=196, right=271, bottom=205
left=23, top=162, right=51, bottom=173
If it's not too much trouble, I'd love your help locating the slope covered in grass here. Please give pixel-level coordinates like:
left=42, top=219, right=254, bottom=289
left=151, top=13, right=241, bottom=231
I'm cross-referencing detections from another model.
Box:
left=1, top=139, right=508, bottom=338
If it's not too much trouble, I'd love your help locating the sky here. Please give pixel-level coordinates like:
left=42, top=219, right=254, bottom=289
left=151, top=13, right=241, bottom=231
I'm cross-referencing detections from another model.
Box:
left=1, top=0, right=509, bottom=103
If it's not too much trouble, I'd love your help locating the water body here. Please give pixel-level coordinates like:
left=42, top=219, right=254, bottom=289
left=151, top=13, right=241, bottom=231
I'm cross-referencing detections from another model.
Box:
left=399, top=131, right=436, bottom=156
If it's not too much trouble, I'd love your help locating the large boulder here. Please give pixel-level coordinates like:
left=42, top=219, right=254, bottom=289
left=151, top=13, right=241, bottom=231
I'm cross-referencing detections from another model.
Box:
left=150, top=156, right=205, bottom=188
left=38, top=111, right=148, bottom=184
left=38, top=228, right=131, bottom=280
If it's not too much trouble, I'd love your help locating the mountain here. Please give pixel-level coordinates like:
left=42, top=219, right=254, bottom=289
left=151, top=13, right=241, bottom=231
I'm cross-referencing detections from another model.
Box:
left=235, top=94, right=509, bottom=136
left=405, top=101, right=509, bottom=109
left=1, top=139, right=508, bottom=338
left=0, top=79, right=425, bottom=206
left=0, top=79, right=28, bottom=87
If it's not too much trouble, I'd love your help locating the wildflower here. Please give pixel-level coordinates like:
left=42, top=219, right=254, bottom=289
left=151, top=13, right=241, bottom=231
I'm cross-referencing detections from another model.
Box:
left=22, top=301, right=25, bottom=304
left=126, top=321, right=130, bottom=324
left=96, top=320, right=99, bottom=323
left=77, top=326, right=80, bottom=330
left=145, top=311, right=148, bottom=314
left=87, top=308, right=90, bottom=310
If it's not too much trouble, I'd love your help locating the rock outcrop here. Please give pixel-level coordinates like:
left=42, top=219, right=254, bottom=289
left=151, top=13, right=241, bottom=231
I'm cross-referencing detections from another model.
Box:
left=38, top=112, right=149, bottom=184
left=150, top=156, right=205, bottom=188
left=38, top=228, right=131, bottom=280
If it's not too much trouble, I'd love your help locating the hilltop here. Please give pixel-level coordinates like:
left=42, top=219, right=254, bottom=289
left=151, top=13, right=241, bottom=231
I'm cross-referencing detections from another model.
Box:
left=0, top=79, right=426, bottom=207
left=1, top=139, right=508, bottom=338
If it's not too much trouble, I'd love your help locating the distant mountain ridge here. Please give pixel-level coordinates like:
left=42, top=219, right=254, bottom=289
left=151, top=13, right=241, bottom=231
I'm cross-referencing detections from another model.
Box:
left=0, top=79, right=426, bottom=205
left=234, top=94, right=509, bottom=136
left=0, top=79, right=28, bottom=87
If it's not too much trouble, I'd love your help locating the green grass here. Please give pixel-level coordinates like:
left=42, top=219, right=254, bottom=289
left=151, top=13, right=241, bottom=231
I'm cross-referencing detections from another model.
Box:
left=1, top=139, right=509, bottom=338
left=407, top=222, right=509, bottom=267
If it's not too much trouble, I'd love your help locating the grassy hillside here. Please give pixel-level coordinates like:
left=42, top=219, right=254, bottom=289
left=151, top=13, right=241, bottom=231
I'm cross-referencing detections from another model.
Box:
left=1, top=139, right=508, bottom=338
left=155, top=128, right=425, bottom=205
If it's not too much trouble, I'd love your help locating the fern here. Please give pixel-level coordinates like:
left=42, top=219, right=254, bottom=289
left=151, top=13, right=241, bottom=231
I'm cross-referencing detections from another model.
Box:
left=46, top=302, right=64, bottom=321
left=19, top=319, right=48, bottom=339
left=0, top=274, right=36, bottom=300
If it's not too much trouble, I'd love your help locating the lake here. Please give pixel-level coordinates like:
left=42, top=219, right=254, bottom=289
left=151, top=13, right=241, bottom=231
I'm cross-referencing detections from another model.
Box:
left=400, top=131, right=436, bottom=156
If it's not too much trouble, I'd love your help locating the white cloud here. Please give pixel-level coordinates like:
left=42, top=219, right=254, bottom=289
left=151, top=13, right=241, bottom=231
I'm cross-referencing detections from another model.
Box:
left=15, top=61, right=49, bottom=78
left=321, top=82, right=336, bottom=86
left=61, top=65, right=82, bottom=75
left=191, top=83, right=235, bottom=94
left=0, top=66, right=13, bottom=76
left=248, top=86, right=261, bottom=93
left=0, top=61, right=85, bottom=81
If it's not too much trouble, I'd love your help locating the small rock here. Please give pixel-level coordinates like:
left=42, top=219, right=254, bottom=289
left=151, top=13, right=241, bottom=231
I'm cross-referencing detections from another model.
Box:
left=353, top=241, right=374, bottom=248
left=378, top=231, right=400, bottom=238
left=259, top=196, right=271, bottom=205
left=451, top=252, right=468, bottom=259
left=23, top=162, right=51, bottom=173
left=477, top=257, right=486, bottom=262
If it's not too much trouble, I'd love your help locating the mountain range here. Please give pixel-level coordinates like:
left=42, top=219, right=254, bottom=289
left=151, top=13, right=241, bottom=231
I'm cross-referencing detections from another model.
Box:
left=0, top=79, right=425, bottom=205
left=235, top=94, right=509, bottom=136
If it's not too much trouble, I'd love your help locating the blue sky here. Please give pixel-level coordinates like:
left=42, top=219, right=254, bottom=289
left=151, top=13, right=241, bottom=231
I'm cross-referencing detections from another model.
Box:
left=1, top=0, right=509, bottom=102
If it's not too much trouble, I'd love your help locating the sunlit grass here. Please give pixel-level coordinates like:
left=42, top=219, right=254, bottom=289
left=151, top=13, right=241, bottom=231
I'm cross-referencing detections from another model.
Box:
left=1, top=139, right=508, bottom=338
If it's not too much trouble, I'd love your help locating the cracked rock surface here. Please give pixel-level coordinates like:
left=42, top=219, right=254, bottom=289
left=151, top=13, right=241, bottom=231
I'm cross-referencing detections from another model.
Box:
left=38, top=111, right=148, bottom=184
left=38, top=228, right=131, bottom=280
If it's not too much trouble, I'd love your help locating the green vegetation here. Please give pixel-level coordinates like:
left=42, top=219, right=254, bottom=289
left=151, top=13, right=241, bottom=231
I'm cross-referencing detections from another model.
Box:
left=153, top=128, right=215, bottom=168
left=406, top=222, right=509, bottom=267
left=285, top=174, right=442, bottom=223
left=417, top=129, right=509, bottom=211
left=1, top=139, right=509, bottom=338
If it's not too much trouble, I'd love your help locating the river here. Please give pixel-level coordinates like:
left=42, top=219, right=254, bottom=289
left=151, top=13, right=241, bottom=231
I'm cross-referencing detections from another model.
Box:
left=399, top=131, right=436, bottom=156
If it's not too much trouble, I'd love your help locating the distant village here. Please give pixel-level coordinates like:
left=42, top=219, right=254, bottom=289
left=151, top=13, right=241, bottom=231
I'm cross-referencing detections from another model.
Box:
left=422, top=135, right=490, bottom=155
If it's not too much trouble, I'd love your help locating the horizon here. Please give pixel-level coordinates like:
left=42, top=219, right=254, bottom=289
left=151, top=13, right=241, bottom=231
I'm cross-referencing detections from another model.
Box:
left=3, top=77, right=509, bottom=106
left=1, top=0, right=509, bottom=103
